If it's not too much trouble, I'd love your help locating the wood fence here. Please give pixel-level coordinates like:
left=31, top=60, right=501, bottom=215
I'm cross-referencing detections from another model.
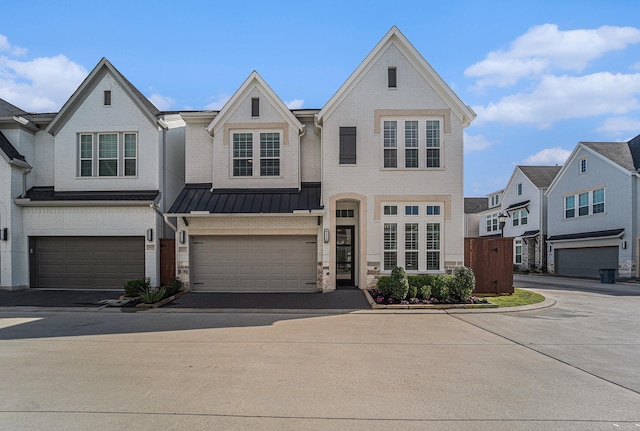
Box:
left=464, top=237, right=514, bottom=295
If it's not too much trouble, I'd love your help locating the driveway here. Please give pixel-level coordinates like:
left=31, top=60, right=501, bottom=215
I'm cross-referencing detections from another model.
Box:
left=0, top=275, right=639, bottom=430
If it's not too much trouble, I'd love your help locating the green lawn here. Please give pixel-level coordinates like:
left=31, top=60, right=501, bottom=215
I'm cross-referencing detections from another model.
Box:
left=482, top=288, right=545, bottom=307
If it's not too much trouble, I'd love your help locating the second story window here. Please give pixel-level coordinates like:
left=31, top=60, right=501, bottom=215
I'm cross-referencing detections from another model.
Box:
left=381, top=118, right=442, bottom=169
left=388, top=67, right=397, bottom=88
left=104, top=90, right=111, bottom=106
left=486, top=213, right=498, bottom=232
left=339, top=127, right=356, bottom=164
left=512, top=209, right=528, bottom=226
left=405, top=120, right=418, bottom=168
left=425, top=120, right=440, bottom=168
left=232, top=131, right=281, bottom=177
left=383, top=121, right=397, bottom=168
left=516, top=183, right=523, bottom=195
left=78, top=132, right=137, bottom=178
left=564, top=188, right=605, bottom=218
left=251, top=97, right=259, bottom=117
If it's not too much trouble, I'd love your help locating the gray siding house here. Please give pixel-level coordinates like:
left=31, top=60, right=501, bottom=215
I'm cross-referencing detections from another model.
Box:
left=546, top=134, right=640, bottom=279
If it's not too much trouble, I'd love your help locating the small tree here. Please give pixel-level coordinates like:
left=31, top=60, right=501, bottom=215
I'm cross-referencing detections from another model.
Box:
left=448, top=266, right=476, bottom=302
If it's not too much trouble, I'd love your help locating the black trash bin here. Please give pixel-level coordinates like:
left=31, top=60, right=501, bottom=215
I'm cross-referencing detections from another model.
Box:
left=598, top=268, right=616, bottom=284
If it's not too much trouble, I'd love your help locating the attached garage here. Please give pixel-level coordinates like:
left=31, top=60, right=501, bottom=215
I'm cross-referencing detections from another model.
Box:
left=554, top=246, right=618, bottom=278
left=190, top=235, right=318, bottom=292
left=31, top=236, right=145, bottom=289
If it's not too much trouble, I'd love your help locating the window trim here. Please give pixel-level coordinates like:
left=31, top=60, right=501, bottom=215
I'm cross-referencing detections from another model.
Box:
left=564, top=187, right=605, bottom=218
left=78, top=132, right=137, bottom=178
left=514, top=239, right=523, bottom=264
left=388, top=67, right=397, bottom=88
left=380, top=117, right=442, bottom=169
left=251, top=97, right=259, bottom=117
left=104, top=90, right=111, bottom=106
left=516, top=183, right=523, bottom=196
left=339, top=126, right=357, bottom=165
left=231, top=130, right=282, bottom=177
left=579, top=158, right=587, bottom=174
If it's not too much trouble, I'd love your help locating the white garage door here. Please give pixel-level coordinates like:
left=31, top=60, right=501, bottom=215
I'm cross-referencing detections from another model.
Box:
left=190, top=235, right=318, bottom=292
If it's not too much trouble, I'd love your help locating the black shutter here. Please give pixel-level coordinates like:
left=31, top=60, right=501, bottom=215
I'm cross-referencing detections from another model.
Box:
left=388, top=67, right=397, bottom=88
left=339, top=127, right=356, bottom=164
left=251, top=98, right=259, bottom=117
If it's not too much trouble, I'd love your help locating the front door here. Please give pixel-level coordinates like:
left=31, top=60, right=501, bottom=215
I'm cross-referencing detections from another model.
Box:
left=336, top=226, right=355, bottom=286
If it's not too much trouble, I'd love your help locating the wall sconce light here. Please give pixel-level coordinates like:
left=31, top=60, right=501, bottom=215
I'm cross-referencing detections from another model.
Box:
left=146, top=228, right=153, bottom=242
left=324, top=228, right=330, bottom=244
left=179, top=230, right=186, bottom=244
left=0, top=228, right=7, bottom=241
left=621, top=240, right=627, bottom=249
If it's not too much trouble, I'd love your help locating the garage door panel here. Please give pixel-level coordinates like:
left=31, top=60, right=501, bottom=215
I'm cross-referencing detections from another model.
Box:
left=555, top=247, right=618, bottom=278
left=33, top=236, right=145, bottom=289
left=191, top=235, right=317, bottom=292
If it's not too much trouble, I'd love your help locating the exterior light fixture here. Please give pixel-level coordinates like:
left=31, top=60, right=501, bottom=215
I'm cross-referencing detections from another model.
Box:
left=324, top=228, right=330, bottom=244
left=179, top=230, right=186, bottom=244
left=0, top=228, right=7, bottom=241
left=498, top=213, right=508, bottom=237
left=146, top=228, right=153, bottom=242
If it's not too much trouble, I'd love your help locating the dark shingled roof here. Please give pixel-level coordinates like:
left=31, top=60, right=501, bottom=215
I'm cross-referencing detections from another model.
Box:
left=0, top=98, right=26, bottom=117
left=0, top=130, right=26, bottom=161
left=464, top=197, right=488, bottom=214
left=24, top=187, right=159, bottom=201
left=519, top=165, right=562, bottom=188
left=582, top=141, right=636, bottom=172
left=626, top=133, right=640, bottom=171
left=548, top=228, right=624, bottom=242
left=168, top=183, right=322, bottom=214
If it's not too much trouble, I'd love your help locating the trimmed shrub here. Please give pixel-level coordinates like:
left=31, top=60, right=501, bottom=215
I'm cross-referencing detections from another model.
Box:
left=430, top=275, right=452, bottom=301
left=388, top=267, right=409, bottom=301
left=407, top=283, right=418, bottom=300
left=376, top=276, right=393, bottom=296
left=449, top=266, right=476, bottom=302
left=123, top=277, right=150, bottom=297
left=164, top=278, right=184, bottom=297
left=418, top=284, right=432, bottom=300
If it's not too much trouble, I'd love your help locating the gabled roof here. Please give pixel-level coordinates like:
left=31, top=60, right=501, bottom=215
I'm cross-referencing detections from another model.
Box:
left=46, top=58, right=159, bottom=135
left=317, top=26, right=475, bottom=127
left=464, top=197, right=488, bottom=214
left=582, top=141, right=636, bottom=172
left=207, top=71, right=303, bottom=135
left=0, top=130, right=26, bottom=162
left=0, top=98, right=26, bottom=118
left=519, top=166, right=562, bottom=188
left=168, top=183, right=322, bottom=215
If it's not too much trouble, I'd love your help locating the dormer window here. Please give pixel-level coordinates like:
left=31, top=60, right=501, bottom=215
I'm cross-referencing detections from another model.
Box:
left=251, top=97, right=259, bottom=117
left=104, top=90, right=111, bottom=106
left=388, top=67, right=397, bottom=88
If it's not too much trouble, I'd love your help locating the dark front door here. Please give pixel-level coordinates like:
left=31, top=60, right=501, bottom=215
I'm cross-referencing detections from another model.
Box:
left=336, top=226, right=355, bottom=286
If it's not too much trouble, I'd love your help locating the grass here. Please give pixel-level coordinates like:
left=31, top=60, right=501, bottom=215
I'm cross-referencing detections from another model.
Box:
left=481, top=288, right=545, bottom=307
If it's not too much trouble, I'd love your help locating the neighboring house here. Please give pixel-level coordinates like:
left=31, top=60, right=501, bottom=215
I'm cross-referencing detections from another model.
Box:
left=500, top=166, right=561, bottom=271
left=0, top=58, right=185, bottom=290
left=546, top=135, right=640, bottom=279
left=477, top=189, right=503, bottom=237
left=169, top=26, right=476, bottom=292
left=463, top=197, right=488, bottom=237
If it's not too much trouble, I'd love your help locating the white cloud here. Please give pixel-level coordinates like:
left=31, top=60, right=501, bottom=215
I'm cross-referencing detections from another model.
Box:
left=465, top=24, right=640, bottom=88
left=204, top=93, right=231, bottom=110
left=148, top=92, right=174, bottom=111
left=521, top=147, right=571, bottom=165
left=0, top=34, right=26, bottom=56
left=473, top=72, right=640, bottom=127
left=631, top=61, right=640, bottom=71
left=286, top=98, right=304, bottom=109
left=595, top=116, right=640, bottom=135
left=464, top=133, right=495, bottom=154
left=0, top=54, right=87, bottom=111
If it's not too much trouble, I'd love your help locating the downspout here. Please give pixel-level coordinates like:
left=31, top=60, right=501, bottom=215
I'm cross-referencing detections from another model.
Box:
left=298, top=125, right=306, bottom=191
left=9, top=160, right=32, bottom=197
left=314, top=114, right=323, bottom=208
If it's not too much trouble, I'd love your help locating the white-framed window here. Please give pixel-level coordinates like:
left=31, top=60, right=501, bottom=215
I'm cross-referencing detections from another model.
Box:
left=78, top=132, right=136, bottom=177
left=405, top=223, right=419, bottom=270
left=564, top=187, right=605, bottom=218
left=486, top=213, right=498, bottom=232
left=383, top=121, right=397, bottom=168
left=384, top=223, right=398, bottom=270
left=382, top=202, right=444, bottom=272
left=516, top=183, right=522, bottom=195
left=232, top=130, right=281, bottom=177
left=514, top=239, right=522, bottom=264
left=426, top=223, right=441, bottom=270
left=336, top=209, right=355, bottom=218
left=381, top=118, right=442, bottom=169
left=512, top=208, right=528, bottom=226
left=580, top=158, right=587, bottom=174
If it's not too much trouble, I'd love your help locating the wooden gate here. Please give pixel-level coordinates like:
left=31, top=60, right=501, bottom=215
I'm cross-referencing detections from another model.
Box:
left=160, top=239, right=176, bottom=286
left=464, top=237, right=514, bottom=295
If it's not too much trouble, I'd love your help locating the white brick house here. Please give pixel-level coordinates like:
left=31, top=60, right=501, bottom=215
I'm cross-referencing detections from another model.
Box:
left=169, top=26, right=475, bottom=292
left=0, top=59, right=184, bottom=290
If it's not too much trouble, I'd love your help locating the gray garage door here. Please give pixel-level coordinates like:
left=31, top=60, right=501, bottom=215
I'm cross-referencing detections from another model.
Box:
left=31, top=236, right=145, bottom=289
left=555, top=246, right=618, bottom=278
left=191, top=235, right=318, bottom=292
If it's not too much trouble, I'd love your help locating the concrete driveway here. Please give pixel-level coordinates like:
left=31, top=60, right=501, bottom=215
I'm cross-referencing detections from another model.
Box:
left=0, top=275, right=639, bottom=430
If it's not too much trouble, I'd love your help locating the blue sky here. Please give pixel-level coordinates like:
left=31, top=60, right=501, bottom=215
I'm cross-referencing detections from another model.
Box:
left=1, top=0, right=639, bottom=196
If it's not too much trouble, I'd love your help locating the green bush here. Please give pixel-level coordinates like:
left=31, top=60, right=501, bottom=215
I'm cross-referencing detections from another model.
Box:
left=376, top=276, right=393, bottom=296
left=430, top=275, right=452, bottom=301
left=407, top=283, right=417, bottom=299
left=141, top=287, right=166, bottom=304
left=418, top=284, right=432, bottom=300
left=448, top=266, right=476, bottom=302
left=388, top=267, right=409, bottom=301
left=164, top=278, right=184, bottom=297
left=123, top=277, right=150, bottom=297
